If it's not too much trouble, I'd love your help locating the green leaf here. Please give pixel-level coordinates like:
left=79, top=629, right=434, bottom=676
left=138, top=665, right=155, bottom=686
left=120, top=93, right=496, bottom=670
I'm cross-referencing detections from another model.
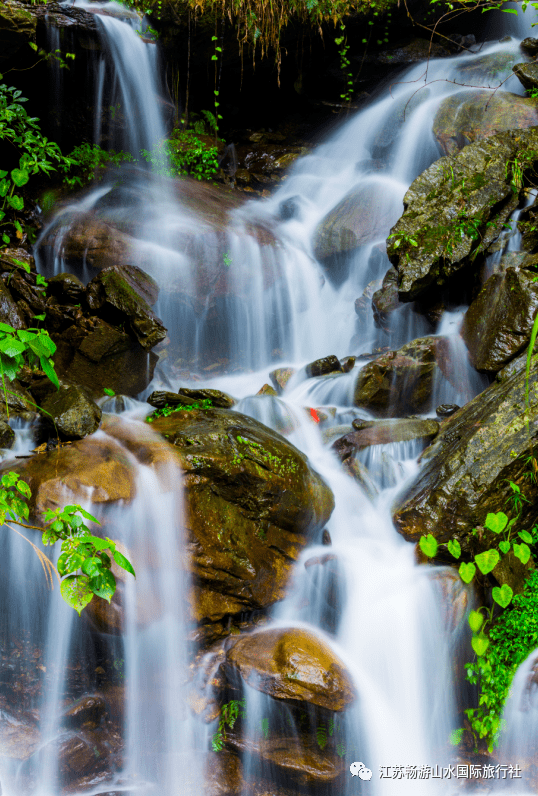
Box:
left=459, top=561, right=476, bottom=583
left=89, top=568, right=116, bottom=602
left=471, top=635, right=490, bottom=657
left=81, top=556, right=103, bottom=578
left=60, top=574, right=93, bottom=614
left=113, top=549, right=135, bottom=577
left=103, top=387, right=115, bottom=397
left=76, top=534, right=113, bottom=551
left=513, top=542, right=531, bottom=565
left=492, top=584, right=513, bottom=608
left=419, top=533, right=438, bottom=558
left=0, top=337, right=25, bottom=357
left=7, top=194, right=23, bottom=211
left=39, top=356, right=59, bottom=390
left=474, top=548, right=500, bottom=575
left=484, top=512, right=508, bottom=534
left=57, top=550, right=86, bottom=576
left=447, top=539, right=461, bottom=559
left=519, top=530, right=533, bottom=544
left=468, top=610, right=484, bottom=633
left=1, top=472, right=19, bottom=488
left=10, top=168, right=29, bottom=187
left=16, top=479, right=31, bottom=498
left=499, top=540, right=511, bottom=554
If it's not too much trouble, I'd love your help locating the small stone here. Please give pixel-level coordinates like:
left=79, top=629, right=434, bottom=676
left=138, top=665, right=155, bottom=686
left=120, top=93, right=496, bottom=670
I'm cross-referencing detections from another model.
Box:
left=340, top=356, right=356, bottom=373
left=305, top=355, right=343, bottom=378
left=322, top=529, right=332, bottom=545
left=269, top=367, right=295, bottom=393
left=436, top=404, right=460, bottom=418
left=256, top=383, right=278, bottom=396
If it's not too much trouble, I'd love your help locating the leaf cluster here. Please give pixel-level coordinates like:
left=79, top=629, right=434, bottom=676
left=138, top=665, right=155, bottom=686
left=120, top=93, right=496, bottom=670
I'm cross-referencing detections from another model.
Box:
left=2, top=472, right=135, bottom=614
left=211, top=698, right=246, bottom=751
left=146, top=398, right=213, bottom=422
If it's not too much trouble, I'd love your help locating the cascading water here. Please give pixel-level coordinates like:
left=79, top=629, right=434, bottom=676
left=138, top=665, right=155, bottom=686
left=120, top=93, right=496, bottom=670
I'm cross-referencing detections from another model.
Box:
left=7, top=1, right=538, bottom=793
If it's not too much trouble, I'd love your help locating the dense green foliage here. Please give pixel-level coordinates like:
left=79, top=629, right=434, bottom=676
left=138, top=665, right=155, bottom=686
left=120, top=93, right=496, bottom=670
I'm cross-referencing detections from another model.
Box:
left=141, top=127, right=219, bottom=181
left=1, top=471, right=135, bottom=614
left=62, top=143, right=134, bottom=188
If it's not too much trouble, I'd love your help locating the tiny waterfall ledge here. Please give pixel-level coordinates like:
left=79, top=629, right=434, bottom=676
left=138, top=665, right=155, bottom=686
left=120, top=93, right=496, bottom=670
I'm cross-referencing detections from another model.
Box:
left=3, top=0, right=538, bottom=793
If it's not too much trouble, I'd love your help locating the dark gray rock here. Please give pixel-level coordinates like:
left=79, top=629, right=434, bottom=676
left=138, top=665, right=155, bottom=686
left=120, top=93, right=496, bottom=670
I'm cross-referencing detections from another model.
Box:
left=41, top=383, right=102, bottom=440
left=305, top=355, right=343, bottom=378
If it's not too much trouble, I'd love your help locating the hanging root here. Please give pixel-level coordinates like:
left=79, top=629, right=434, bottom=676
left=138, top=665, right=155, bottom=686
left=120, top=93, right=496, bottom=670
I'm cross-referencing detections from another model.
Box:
left=6, top=523, right=60, bottom=590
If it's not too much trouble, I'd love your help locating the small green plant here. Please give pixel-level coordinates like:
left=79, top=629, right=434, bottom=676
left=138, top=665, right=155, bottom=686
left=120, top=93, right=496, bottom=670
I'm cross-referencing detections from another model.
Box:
left=146, top=398, right=213, bottom=422
left=103, top=388, right=115, bottom=397
left=141, top=127, right=219, bottom=181
left=0, top=75, right=76, bottom=245
left=334, top=24, right=353, bottom=103
left=1, top=471, right=135, bottom=614
left=0, top=321, right=59, bottom=417
left=62, top=143, right=134, bottom=188
left=211, top=698, right=246, bottom=751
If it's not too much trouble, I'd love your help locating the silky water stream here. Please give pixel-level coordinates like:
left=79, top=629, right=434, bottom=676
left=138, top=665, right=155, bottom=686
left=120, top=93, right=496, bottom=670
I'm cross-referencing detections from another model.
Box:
left=3, top=2, right=538, bottom=794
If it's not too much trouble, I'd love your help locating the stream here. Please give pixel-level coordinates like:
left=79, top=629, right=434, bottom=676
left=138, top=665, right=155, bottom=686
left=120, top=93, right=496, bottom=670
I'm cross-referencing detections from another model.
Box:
left=2, top=1, right=538, bottom=794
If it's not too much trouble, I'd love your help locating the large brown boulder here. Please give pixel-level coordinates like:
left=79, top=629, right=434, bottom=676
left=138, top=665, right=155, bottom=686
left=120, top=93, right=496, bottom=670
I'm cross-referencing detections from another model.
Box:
left=224, top=627, right=355, bottom=711
left=433, top=91, right=538, bottom=156
left=392, top=352, right=538, bottom=548
left=353, top=336, right=451, bottom=416
left=151, top=408, right=334, bottom=626
left=461, top=262, right=538, bottom=372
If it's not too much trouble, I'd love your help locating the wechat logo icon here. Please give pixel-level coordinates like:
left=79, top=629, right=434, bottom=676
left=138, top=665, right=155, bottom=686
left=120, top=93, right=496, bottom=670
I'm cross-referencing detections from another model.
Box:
left=350, top=762, right=373, bottom=780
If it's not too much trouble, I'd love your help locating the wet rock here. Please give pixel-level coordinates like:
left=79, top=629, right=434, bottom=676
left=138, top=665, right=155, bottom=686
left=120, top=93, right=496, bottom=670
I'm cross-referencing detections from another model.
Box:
left=364, top=38, right=452, bottom=66
left=332, top=418, right=440, bottom=460
left=454, top=51, right=520, bottom=84
left=521, top=37, right=538, bottom=57
left=313, top=183, right=399, bottom=260
left=492, top=549, right=534, bottom=596
left=0, top=419, right=15, bottom=449
left=41, top=383, right=102, bottom=440
left=269, top=367, right=295, bottom=393
left=46, top=215, right=136, bottom=273
left=256, top=383, right=278, bottom=396
left=63, top=696, right=107, bottom=729
left=388, top=127, right=538, bottom=301
left=518, top=199, right=538, bottom=253
left=0, top=435, right=136, bottom=514
left=392, top=351, right=538, bottom=546
left=353, top=336, right=450, bottom=416
left=28, top=726, right=119, bottom=787
left=436, top=404, right=460, bottom=419
left=148, top=387, right=235, bottom=409
left=341, top=456, right=378, bottom=501
left=46, top=272, right=86, bottom=304
left=433, top=91, right=538, bottom=156
left=372, top=266, right=405, bottom=328
left=0, top=277, right=27, bottom=330
left=340, top=356, right=355, bottom=373
left=513, top=62, right=538, bottom=91
left=0, top=707, right=40, bottom=759
left=224, top=627, right=355, bottom=711
left=0, top=378, right=35, bottom=415
left=86, top=264, right=165, bottom=350
left=278, top=196, right=300, bottom=221
left=305, top=355, right=343, bottom=378
left=354, top=279, right=380, bottom=327
left=151, top=408, right=334, bottom=625
left=227, top=734, right=345, bottom=787
left=322, top=529, right=332, bottom=545
left=462, top=265, right=538, bottom=372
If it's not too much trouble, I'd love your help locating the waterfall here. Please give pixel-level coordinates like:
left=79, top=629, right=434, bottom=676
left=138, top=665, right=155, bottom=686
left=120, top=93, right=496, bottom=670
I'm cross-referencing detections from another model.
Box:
left=7, top=1, right=538, bottom=793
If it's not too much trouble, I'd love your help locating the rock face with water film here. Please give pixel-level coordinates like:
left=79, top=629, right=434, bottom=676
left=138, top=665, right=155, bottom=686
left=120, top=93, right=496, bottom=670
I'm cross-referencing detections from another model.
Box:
left=392, top=352, right=538, bottom=551
left=388, top=127, right=538, bottom=301
left=433, top=91, right=538, bottom=155
left=224, top=627, right=355, bottom=711
left=313, top=183, right=397, bottom=261
left=332, top=418, right=439, bottom=460
left=150, top=407, right=334, bottom=629
left=353, top=336, right=451, bottom=416
left=462, top=260, right=538, bottom=372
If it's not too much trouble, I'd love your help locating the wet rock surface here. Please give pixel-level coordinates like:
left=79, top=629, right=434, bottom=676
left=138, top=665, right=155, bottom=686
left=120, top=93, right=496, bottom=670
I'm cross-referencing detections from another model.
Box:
left=151, top=407, right=334, bottom=627
left=224, top=627, right=355, bottom=711
left=462, top=262, right=538, bottom=372
left=388, top=127, right=538, bottom=301
left=332, top=418, right=440, bottom=460
left=353, top=336, right=451, bottom=416
left=433, top=91, right=538, bottom=155
left=41, top=382, right=102, bottom=440
left=513, top=61, right=538, bottom=91
left=392, top=352, right=538, bottom=548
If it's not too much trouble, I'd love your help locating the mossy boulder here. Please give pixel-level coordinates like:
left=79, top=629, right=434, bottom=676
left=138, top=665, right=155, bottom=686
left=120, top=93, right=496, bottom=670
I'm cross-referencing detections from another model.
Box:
left=41, top=383, right=102, bottom=440
left=223, top=627, right=355, bottom=711
left=461, top=260, right=538, bottom=372
left=151, top=407, right=334, bottom=625
left=433, top=91, right=538, bottom=156
left=513, top=62, right=538, bottom=91
left=388, top=127, right=538, bottom=301
left=392, top=352, right=538, bottom=548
